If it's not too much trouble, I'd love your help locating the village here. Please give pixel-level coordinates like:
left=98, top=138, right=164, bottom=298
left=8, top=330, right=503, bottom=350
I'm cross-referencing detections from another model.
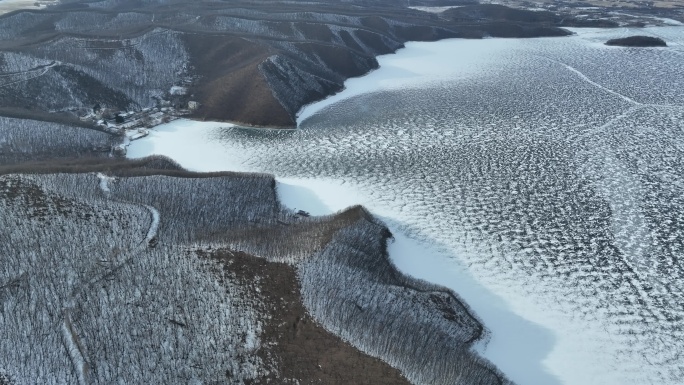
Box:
left=79, top=87, right=200, bottom=156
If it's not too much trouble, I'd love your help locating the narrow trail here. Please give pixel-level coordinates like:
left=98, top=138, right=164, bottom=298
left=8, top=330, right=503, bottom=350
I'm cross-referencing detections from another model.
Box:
left=597, top=105, right=643, bottom=130
left=78, top=29, right=174, bottom=50
left=567, top=105, right=644, bottom=144
left=544, top=56, right=684, bottom=110
left=61, top=310, right=89, bottom=385
left=0, top=60, right=57, bottom=78
left=96, top=172, right=159, bottom=245
left=141, top=204, right=160, bottom=244
left=60, top=174, right=161, bottom=367
left=61, top=173, right=163, bottom=380
left=540, top=56, right=684, bottom=146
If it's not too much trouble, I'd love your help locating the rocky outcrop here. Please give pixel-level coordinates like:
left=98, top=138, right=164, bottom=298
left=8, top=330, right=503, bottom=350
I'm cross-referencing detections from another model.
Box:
left=606, top=35, right=667, bottom=47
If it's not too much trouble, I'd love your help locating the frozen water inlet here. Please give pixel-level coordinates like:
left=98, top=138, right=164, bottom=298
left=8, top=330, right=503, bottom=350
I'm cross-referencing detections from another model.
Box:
left=129, top=25, right=684, bottom=385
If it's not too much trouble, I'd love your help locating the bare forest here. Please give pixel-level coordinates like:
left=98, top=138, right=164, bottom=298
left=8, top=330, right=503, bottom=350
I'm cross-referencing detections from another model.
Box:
left=0, top=167, right=506, bottom=384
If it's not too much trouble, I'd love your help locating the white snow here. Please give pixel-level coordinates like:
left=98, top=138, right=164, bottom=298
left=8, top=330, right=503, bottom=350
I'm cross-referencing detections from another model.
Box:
left=127, top=119, right=246, bottom=172
left=169, top=86, right=187, bottom=95
left=656, top=17, right=684, bottom=26
left=127, top=26, right=684, bottom=385
left=275, top=178, right=363, bottom=215
left=126, top=128, right=149, bottom=141
left=142, top=204, right=160, bottom=243
left=296, top=38, right=508, bottom=125
left=61, top=313, right=88, bottom=385
left=96, top=172, right=113, bottom=194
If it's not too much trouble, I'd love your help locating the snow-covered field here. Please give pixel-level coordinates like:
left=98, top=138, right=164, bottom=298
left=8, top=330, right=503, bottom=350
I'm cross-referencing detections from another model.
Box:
left=129, top=26, right=684, bottom=385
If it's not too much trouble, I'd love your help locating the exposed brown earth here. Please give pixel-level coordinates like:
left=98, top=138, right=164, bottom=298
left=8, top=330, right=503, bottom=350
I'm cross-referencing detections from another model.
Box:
left=181, top=34, right=295, bottom=127
left=204, top=248, right=413, bottom=385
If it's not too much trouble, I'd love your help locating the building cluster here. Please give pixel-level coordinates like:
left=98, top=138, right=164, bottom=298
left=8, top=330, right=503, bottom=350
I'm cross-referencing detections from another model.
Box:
left=81, top=99, right=200, bottom=135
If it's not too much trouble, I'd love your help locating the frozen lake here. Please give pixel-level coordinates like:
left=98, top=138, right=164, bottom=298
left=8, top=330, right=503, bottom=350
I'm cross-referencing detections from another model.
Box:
left=129, top=26, right=684, bottom=385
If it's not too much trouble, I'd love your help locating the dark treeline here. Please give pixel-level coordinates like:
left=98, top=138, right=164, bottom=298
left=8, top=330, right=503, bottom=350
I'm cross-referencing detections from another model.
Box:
left=605, top=35, right=667, bottom=47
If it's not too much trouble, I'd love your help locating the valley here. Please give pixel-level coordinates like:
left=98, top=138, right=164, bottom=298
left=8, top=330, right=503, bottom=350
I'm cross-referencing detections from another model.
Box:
left=2, top=1, right=684, bottom=384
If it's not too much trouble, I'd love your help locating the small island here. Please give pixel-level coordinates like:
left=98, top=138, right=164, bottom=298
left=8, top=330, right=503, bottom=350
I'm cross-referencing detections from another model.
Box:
left=605, top=35, right=667, bottom=47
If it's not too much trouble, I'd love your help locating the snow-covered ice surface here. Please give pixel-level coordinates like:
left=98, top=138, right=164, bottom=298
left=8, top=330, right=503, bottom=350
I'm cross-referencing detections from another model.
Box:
left=408, top=6, right=464, bottom=13
left=129, top=26, right=684, bottom=385
left=295, top=38, right=498, bottom=124
left=126, top=119, right=244, bottom=171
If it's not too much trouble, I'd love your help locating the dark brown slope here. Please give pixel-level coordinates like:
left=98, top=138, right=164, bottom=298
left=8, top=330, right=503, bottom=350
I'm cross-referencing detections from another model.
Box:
left=182, top=34, right=295, bottom=127
left=204, top=249, right=413, bottom=385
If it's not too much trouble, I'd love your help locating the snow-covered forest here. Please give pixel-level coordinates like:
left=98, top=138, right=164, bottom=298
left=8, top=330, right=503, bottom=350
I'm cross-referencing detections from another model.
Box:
left=0, top=116, right=117, bottom=163
left=0, top=169, right=504, bottom=384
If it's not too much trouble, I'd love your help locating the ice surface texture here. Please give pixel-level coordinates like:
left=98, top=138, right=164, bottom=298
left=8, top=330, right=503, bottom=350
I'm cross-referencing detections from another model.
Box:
left=162, top=27, right=684, bottom=385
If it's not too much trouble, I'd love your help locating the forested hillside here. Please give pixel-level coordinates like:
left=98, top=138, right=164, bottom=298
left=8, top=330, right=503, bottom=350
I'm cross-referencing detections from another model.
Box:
left=0, top=164, right=507, bottom=384
left=0, top=0, right=586, bottom=127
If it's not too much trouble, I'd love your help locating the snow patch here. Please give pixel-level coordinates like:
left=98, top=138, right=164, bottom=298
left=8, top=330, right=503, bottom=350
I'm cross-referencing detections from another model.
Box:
left=96, top=172, right=115, bottom=194
left=142, top=204, right=160, bottom=243
left=169, top=86, right=187, bottom=95
left=126, top=119, right=245, bottom=172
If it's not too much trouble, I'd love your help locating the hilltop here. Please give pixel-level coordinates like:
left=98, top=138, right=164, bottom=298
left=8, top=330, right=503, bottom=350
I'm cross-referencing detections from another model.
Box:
left=606, top=35, right=668, bottom=47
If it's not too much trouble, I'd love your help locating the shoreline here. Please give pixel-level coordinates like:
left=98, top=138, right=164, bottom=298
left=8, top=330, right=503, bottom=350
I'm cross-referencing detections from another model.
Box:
left=126, top=117, right=563, bottom=385
left=126, top=24, right=684, bottom=385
